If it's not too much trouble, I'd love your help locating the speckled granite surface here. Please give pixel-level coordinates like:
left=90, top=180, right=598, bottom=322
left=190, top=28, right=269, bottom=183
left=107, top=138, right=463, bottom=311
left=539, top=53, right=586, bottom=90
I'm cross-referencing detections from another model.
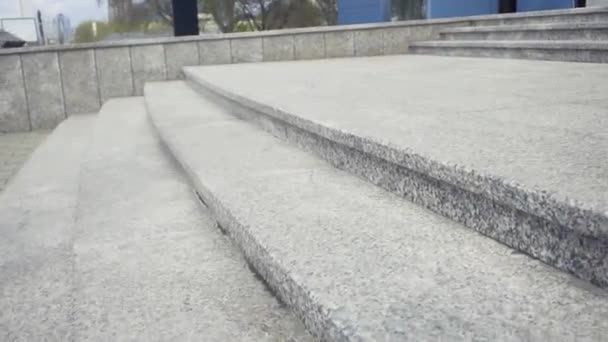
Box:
left=146, top=81, right=608, bottom=341
left=183, top=56, right=608, bottom=287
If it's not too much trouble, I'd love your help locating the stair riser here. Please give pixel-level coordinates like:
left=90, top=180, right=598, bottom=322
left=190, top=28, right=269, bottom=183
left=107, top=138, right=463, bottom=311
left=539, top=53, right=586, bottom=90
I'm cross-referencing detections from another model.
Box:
left=441, top=29, right=608, bottom=41
left=475, top=12, right=608, bottom=26
left=186, top=76, right=608, bottom=288
left=410, top=46, right=608, bottom=63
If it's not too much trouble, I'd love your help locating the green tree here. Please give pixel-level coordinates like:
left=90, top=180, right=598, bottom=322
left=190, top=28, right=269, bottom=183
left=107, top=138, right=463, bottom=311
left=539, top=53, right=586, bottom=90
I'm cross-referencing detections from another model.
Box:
left=95, top=0, right=329, bottom=34
left=315, top=0, right=337, bottom=25
left=74, top=21, right=111, bottom=43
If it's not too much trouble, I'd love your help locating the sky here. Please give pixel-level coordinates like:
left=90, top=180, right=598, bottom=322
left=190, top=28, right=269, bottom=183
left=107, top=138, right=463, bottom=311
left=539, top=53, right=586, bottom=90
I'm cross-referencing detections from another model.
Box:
left=0, top=0, right=108, bottom=25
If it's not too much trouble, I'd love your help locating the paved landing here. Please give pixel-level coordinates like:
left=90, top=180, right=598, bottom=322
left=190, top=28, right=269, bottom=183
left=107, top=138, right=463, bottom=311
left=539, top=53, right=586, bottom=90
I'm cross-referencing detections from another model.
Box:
left=0, top=130, right=49, bottom=191
left=185, top=55, right=608, bottom=216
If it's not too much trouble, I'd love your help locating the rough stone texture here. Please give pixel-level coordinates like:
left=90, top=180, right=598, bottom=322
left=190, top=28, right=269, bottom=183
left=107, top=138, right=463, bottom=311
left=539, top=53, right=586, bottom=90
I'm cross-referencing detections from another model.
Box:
left=21, top=52, right=65, bottom=130
left=263, top=35, right=294, bottom=62
left=0, top=99, right=312, bottom=341
left=59, top=50, right=100, bottom=114
left=95, top=47, right=133, bottom=101
left=440, top=22, right=608, bottom=41
left=198, top=39, right=231, bottom=65
left=484, top=10, right=608, bottom=26
left=294, top=33, right=325, bottom=60
left=0, top=115, right=94, bottom=341
left=382, top=27, right=411, bottom=54
left=147, top=81, right=608, bottom=342
left=324, top=31, right=354, bottom=58
left=231, top=37, right=263, bottom=63
left=164, top=42, right=199, bottom=79
left=0, top=130, right=49, bottom=191
left=70, top=97, right=311, bottom=341
left=0, top=55, right=29, bottom=132
left=183, top=55, right=608, bottom=287
left=411, top=40, right=608, bottom=63
left=130, top=44, right=167, bottom=95
left=354, top=29, right=384, bottom=56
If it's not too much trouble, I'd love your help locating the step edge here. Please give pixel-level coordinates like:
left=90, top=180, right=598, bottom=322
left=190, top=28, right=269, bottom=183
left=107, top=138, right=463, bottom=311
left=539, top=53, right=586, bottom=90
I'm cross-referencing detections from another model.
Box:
left=182, top=68, right=607, bottom=240
left=144, top=95, right=354, bottom=341
left=440, top=22, right=608, bottom=34
left=411, top=40, right=608, bottom=50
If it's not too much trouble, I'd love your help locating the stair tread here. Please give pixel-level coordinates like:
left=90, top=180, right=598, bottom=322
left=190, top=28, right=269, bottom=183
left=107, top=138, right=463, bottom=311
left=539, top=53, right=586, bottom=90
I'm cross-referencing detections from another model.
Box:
left=69, top=97, right=311, bottom=340
left=412, top=40, right=608, bottom=49
left=146, top=80, right=608, bottom=341
left=182, top=55, right=608, bottom=238
left=441, top=22, right=608, bottom=33
left=0, top=115, right=96, bottom=338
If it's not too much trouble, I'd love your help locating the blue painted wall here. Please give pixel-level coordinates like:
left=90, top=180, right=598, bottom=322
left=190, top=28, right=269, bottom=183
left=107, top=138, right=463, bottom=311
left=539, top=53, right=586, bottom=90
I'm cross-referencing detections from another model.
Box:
left=337, top=0, right=391, bottom=25
left=517, top=0, right=574, bottom=11
left=425, top=0, right=499, bottom=19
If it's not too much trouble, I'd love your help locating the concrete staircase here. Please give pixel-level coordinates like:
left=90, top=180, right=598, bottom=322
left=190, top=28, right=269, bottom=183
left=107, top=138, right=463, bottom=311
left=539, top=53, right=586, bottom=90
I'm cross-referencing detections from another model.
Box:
left=0, top=102, right=312, bottom=341
left=144, top=60, right=608, bottom=339
left=410, top=7, right=608, bottom=62
left=2, top=8, right=608, bottom=342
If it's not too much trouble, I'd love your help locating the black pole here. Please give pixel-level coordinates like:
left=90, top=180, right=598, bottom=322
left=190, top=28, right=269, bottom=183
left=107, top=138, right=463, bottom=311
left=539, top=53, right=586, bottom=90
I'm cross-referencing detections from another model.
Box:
left=37, top=10, right=45, bottom=44
left=171, top=0, right=199, bottom=36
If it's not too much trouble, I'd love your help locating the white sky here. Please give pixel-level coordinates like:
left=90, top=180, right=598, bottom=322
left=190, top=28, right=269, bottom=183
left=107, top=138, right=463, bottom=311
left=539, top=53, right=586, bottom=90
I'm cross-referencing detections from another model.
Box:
left=0, top=0, right=108, bottom=25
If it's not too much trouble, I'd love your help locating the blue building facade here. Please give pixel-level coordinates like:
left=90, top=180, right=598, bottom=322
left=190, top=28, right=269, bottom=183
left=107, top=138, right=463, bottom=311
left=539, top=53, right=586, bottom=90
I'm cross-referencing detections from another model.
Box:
left=337, top=0, right=391, bottom=25
left=426, top=0, right=577, bottom=19
left=337, top=0, right=579, bottom=24
left=425, top=0, right=499, bottom=19
left=517, top=0, right=576, bottom=11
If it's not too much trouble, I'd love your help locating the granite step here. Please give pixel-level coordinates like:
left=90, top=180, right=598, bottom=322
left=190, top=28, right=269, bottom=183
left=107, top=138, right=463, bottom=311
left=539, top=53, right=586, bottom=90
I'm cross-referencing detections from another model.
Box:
left=409, top=40, right=608, bottom=63
left=464, top=6, right=608, bottom=26
left=180, top=55, right=608, bottom=288
left=70, top=97, right=312, bottom=341
left=145, top=80, right=608, bottom=342
left=0, top=114, right=96, bottom=340
left=439, top=22, right=608, bottom=41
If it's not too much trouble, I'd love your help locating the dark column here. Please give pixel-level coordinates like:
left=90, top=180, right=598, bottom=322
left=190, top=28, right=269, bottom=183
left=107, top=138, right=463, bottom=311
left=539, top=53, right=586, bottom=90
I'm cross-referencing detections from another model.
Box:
left=171, top=0, right=199, bottom=36
left=37, top=10, right=46, bottom=44
left=499, top=0, right=517, bottom=13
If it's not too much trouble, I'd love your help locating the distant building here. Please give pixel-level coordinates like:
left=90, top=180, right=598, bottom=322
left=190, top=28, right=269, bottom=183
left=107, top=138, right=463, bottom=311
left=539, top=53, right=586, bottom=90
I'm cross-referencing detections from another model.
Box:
left=337, top=0, right=391, bottom=24
left=425, top=0, right=586, bottom=19
left=337, top=0, right=589, bottom=23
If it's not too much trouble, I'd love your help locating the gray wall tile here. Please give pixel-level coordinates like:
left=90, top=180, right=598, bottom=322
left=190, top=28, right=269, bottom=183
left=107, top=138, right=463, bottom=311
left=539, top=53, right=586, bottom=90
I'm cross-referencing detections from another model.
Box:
left=60, top=49, right=100, bottom=114
left=231, top=38, right=263, bottom=63
left=164, top=42, right=199, bottom=79
left=294, top=33, right=325, bottom=60
left=0, top=55, right=29, bottom=132
left=355, top=29, right=385, bottom=56
left=130, top=44, right=167, bottom=95
left=383, top=27, right=411, bottom=55
left=263, top=35, right=294, bottom=62
left=96, top=47, right=133, bottom=102
left=199, top=40, right=232, bottom=65
left=21, top=52, right=65, bottom=130
left=325, top=31, right=354, bottom=58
